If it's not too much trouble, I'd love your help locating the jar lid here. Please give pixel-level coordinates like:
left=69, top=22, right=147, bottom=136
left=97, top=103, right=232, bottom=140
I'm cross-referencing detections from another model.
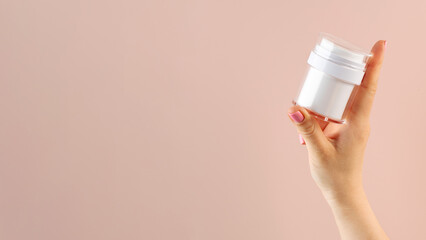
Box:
left=307, top=33, right=372, bottom=85
left=315, top=33, right=372, bottom=71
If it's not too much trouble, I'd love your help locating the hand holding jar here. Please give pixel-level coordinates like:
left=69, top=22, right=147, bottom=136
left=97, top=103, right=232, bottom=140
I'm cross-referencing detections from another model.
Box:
left=288, top=35, right=389, bottom=240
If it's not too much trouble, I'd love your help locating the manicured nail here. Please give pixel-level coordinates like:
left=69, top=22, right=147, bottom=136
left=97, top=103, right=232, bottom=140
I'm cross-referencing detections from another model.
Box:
left=299, top=134, right=305, bottom=145
left=384, top=40, right=387, bottom=49
left=289, top=111, right=304, bottom=123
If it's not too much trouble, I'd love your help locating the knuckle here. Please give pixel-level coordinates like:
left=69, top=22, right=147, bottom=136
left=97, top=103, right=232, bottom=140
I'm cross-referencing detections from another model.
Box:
left=368, top=61, right=383, bottom=70
left=352, top=123, right=370, bottom=141
left=368, top=86, right=377, bottom=95
left=298, top=120, right=316, bottom=136
left=360, top=83, right=377, bottom=96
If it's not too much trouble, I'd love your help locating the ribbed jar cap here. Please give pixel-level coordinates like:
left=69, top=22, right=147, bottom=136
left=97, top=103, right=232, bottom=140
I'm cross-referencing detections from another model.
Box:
left=314, top=33, right=372, bottom=71
left=307, top=33, right=373, bottom=85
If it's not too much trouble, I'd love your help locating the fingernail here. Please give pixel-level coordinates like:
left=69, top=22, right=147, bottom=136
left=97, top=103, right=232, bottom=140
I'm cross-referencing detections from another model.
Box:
left=289, top=111, right=304, bottom=123
left=384, top=40, right=387, bottom=49
left=299, top=134, right=305, bottom=145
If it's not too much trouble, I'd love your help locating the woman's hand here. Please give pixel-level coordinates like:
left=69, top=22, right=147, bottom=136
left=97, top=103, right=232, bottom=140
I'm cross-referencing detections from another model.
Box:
left=288, top=40, right=389, bottom=240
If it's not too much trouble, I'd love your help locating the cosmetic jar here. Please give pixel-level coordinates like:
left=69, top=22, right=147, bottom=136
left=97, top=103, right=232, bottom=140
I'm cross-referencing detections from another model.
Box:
left=293, top=33, right=372, bottom=123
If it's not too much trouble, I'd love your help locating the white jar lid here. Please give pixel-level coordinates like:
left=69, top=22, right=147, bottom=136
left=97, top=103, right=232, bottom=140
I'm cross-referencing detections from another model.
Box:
left=307, top=33, right=372, bottom=85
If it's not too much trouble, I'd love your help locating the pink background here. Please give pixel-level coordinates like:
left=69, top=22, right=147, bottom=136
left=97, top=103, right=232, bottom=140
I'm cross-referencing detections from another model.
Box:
left=1, top=0, right=425, bottom=239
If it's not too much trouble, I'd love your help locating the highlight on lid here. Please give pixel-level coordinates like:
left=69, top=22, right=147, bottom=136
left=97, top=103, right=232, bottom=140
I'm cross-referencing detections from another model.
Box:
left=293, top=33, right=372, bottom=123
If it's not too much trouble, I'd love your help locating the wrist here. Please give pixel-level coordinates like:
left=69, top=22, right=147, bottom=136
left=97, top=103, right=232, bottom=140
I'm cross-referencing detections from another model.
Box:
left=321, top=184, right=367, bottom=208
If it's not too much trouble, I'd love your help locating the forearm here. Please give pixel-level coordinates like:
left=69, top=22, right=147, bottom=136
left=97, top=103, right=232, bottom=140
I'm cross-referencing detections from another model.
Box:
left=324, top=187, right=389, bottom=240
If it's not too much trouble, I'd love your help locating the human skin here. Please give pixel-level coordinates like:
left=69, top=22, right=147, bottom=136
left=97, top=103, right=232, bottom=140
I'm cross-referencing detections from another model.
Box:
left=288, top=40, right=389, bottom=240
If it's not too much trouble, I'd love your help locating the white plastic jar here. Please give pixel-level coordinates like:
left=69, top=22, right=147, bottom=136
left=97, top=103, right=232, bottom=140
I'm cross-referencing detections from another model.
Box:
left=294, top=33, right=372, bottom=124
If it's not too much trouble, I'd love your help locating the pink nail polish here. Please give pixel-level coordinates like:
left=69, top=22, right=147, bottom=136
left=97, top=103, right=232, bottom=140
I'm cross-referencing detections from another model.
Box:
left=299, top=134, right=305, bottom=144
left=289, top=111, right=304, bottom=123
left=384, top=40, right=387, bottom=49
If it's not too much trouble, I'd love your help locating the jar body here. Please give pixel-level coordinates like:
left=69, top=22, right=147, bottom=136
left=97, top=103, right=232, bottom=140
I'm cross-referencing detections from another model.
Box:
left=294, top=66, right=358, bottom=123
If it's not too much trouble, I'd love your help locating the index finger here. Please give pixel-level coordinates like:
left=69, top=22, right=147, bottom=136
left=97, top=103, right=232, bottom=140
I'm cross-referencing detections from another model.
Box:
left=347, top=40, right=386, bottom=124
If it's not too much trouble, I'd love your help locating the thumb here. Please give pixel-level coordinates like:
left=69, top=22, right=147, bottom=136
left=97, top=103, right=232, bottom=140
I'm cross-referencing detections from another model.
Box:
left=288, top=106, right=328, bottom=148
